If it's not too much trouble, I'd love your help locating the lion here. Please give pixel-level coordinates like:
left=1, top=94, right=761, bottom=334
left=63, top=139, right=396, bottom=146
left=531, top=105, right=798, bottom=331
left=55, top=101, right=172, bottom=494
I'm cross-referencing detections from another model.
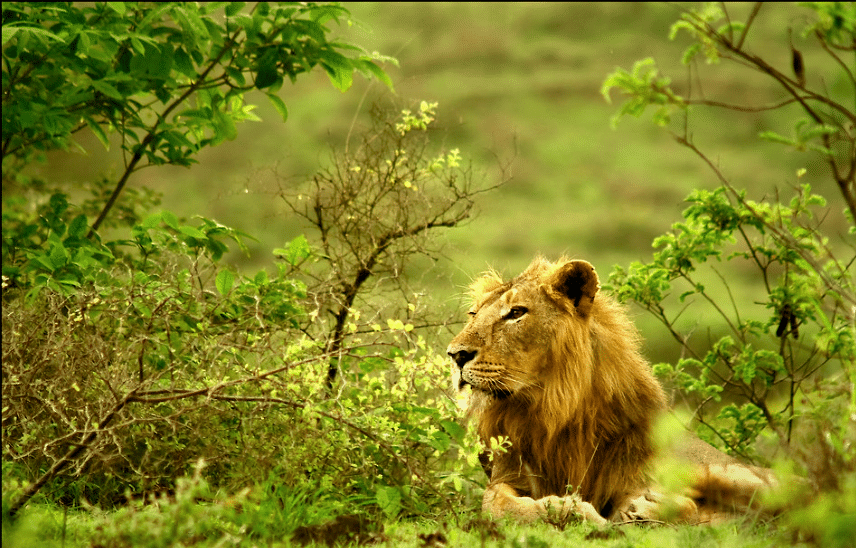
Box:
left=447, top=257, right=777, bottom=525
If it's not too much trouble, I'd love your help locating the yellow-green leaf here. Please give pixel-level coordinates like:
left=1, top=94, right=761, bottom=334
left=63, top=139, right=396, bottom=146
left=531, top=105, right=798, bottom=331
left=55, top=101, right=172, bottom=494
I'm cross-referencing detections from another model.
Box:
left=215, top=269, right=234, bottom=296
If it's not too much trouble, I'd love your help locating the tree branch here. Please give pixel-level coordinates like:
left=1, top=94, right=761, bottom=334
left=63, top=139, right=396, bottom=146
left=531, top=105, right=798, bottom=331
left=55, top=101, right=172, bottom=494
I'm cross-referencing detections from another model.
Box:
left=87, top=15, right=251, bottom=237
left=8, top=387, right=139, bottom=518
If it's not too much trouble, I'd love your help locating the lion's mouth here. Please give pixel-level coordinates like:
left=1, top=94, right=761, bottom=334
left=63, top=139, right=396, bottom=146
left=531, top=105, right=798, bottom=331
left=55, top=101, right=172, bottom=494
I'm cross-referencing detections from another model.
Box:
left=460, top=377, right=513, bottom=400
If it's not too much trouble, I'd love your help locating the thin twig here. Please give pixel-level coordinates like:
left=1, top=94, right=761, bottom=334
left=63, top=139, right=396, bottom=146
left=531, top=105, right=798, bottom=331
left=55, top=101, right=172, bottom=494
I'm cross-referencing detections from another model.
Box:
left=735, top=2, right=762, bottom=50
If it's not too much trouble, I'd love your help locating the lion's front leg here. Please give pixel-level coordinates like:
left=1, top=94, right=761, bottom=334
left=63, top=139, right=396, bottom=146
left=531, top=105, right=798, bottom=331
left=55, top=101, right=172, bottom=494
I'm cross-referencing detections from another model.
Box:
left=483, top=483, right=607, bottom=525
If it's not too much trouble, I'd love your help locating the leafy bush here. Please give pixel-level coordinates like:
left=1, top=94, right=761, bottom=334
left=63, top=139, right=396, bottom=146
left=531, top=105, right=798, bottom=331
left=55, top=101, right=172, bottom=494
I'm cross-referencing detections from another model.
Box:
left=275, top=100, right=504, bottom=388
left=604, top=2, right=855, bottom=545
left=2, top=103, right=487, bottom=526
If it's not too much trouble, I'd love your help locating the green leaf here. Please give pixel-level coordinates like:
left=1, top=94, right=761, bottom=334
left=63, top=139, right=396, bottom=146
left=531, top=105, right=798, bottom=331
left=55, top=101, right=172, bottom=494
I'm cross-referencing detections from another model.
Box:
left=429, top=430, right=451, bottom=452
left=275, top=234, right=311, bottom=265
left=758, top=131, right=797, bottom=146
left=200, top=2, right=229, bottom=16
left=215, top=269, right=234, bottom=296
left=179, top=225, right=207, bottom=239
left=2, top=27, right=19, bottom=45
left=213, top=111, right=238, bottom=141
left=162, top=211, right=180, bottom=229
left=49, top=242, right=69, bottom=269
left=90, top=80, right=124, bottom=100
left=323, top=64, right=353, bottom=93
left=4, top=25, right=63, bottom=44
left=82, top=115, right=110, bottom=151
left=266, top=93, right=289, bottom=122
left=375, top=486, right=401, bottom=519
left=254, top=58, right=279, bottom=89
left=681, top=43, right=703, bottom=65
left=67, top=215, right=89, bottom=239
left=173, top=47, right=196, bottom=78
left=106, top=3, right=126, bottom=15
left=225, top=2, right=246, bottom=16
left=173, top=6, right=209, bottom=40
left=320, top=50, right=354, bottom=92
left=253, top=269, right=269, bottom=286
left=224, top=66, right=246, bottom=86
left=129, top=36, right=146, bottom=55
left=440, top=419, right=466, bottom=443
left=356, top=58, right=394, bottom=91
left=140, top=212, right=163, bottom=229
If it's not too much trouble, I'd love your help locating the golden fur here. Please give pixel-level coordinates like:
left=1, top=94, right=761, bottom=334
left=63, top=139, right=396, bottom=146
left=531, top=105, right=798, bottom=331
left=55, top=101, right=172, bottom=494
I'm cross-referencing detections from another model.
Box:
left=448, top=257, right=776, bottom=524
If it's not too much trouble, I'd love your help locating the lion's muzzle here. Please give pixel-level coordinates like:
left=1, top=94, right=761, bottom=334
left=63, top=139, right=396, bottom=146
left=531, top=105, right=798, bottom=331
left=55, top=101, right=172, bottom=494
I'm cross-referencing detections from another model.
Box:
left=448, top=347, right=477, bottom=370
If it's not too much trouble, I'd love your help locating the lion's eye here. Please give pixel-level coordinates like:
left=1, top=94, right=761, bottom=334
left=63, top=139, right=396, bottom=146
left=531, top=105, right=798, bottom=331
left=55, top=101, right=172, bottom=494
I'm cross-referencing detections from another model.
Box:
left=504, top=306, right=528, bottom=320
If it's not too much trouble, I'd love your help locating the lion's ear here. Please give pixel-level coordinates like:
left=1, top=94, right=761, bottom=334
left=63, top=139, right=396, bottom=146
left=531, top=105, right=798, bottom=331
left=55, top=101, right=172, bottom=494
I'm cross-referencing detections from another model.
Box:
left=547, top=260, right=600, bottom=316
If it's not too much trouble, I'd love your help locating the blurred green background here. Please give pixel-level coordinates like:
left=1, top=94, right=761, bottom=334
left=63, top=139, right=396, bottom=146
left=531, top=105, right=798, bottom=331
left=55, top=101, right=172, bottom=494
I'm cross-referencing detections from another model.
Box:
left=29, top=2, right=847, bottom=363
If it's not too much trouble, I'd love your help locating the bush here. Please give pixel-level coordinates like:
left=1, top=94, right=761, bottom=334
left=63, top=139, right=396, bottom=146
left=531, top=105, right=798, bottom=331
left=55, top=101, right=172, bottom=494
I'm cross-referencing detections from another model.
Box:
left=2, top=103, right=487, bottom=525
left=603, top=3, right=855, bottom=545
left=2, top=2, right=492, bottom=525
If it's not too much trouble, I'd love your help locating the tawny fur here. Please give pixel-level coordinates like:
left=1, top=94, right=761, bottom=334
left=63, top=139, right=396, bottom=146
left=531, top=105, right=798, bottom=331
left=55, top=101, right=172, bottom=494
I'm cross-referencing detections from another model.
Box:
left=448, top=257, right=776, bottom=524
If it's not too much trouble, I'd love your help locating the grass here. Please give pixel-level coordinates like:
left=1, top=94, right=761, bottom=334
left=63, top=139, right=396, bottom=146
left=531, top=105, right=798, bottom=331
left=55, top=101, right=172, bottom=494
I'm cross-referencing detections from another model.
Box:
left=3, top=501, right=795, bottom=548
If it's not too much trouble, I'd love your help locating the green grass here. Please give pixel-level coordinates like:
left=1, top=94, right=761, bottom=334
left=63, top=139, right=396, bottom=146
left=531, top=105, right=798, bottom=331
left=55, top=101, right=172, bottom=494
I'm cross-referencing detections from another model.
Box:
left=3, top=501, right=795, bottom=548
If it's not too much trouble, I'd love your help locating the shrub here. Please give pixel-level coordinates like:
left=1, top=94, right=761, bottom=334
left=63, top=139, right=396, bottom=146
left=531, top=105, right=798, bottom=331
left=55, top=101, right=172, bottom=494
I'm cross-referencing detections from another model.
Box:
left=2, top=103, right=487, bottom=524
left=603, top=3, right=855, bottom=545
left=2, top=2, right=491, bottom=524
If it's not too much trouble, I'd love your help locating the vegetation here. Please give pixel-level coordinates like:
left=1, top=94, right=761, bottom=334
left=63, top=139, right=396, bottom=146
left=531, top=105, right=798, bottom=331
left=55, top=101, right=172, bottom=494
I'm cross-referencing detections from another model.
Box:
left=604, top=2, right=855, bottom=547
left=2, top=2, right=854, bottom=548
left=3, top=0, right=485, bottom=541
left=1, top=1, right=394, bottom=235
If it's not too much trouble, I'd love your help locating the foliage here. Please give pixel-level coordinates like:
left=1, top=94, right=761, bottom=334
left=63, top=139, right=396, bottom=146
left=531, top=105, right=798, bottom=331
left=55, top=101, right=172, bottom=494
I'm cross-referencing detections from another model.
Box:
left=604, top=2, right=855, bottom=546
left=1, top=1, right=395, bottom=232
left=1, top=0, right=492, bottom=529
left=3, top=494, right=801, bottom=548
left=274, top=99, right=505, bottom=388
left=602, top=2, right=855, bottom=222
left=2, top=103, right=487, bottom=528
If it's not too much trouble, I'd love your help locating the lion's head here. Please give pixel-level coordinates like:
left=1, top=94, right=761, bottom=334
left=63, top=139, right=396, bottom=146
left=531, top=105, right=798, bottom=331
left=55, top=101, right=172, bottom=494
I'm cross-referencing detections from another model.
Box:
left=448, top=257, right=667, bottom=517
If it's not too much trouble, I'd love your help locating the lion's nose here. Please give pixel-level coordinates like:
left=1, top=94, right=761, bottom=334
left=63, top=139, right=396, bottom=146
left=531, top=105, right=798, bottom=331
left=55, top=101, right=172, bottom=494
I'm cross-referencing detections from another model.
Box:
left=448, top=349, right=477, bottom=369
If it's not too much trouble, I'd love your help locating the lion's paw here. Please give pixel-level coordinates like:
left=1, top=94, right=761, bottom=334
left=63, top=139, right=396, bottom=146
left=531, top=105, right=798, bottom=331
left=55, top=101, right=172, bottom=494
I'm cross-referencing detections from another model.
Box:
left=538, top=494, right=607, bottom=526
left=618, top=490, right=699, bottom=524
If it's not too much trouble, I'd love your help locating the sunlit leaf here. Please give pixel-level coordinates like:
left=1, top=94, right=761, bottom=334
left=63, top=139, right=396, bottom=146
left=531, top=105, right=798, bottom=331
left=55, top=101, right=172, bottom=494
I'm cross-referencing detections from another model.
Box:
left=215, top=269, right=234, bottom=296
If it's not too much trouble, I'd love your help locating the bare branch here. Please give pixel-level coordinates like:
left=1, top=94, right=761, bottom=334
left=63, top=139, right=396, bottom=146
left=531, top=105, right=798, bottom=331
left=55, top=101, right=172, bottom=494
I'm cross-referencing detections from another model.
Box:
left=735, top=2, right=763, bottom=50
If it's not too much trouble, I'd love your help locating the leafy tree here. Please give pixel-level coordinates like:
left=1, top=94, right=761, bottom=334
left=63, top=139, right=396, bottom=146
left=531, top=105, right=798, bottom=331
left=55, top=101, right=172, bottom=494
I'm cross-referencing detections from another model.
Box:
left=604, top=3, right=854, bottom=546
left=1, top=1, right=395, bottom=237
